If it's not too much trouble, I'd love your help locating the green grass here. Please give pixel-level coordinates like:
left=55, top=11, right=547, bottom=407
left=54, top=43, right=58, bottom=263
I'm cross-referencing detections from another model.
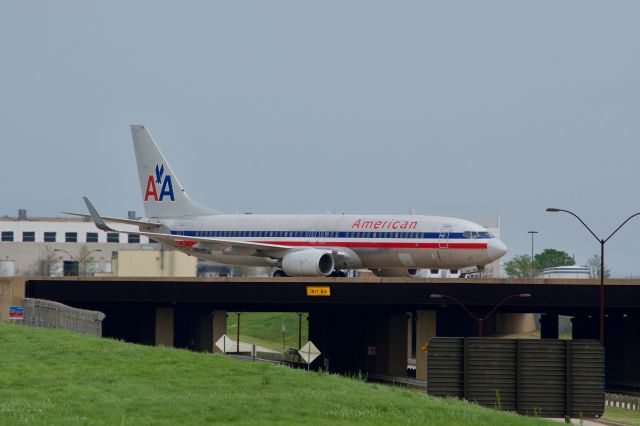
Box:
left=602, top=406, right=640, bottom=425
left=227, top=312, right=309, bottom=351
left=0, top=322, right=554, bottom=425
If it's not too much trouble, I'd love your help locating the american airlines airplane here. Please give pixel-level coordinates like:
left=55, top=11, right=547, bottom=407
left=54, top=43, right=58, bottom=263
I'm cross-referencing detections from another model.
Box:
left=75, top=125, right=507, bottom=277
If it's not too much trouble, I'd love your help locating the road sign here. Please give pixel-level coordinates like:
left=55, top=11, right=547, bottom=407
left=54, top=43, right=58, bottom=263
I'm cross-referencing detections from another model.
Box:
left=9, top=306, right=24, bottom=321
left=306, top=286, right=330, bottom=297
left=298, top=341, right=321, bottom=364
left=215, top=334, right=234, bottom=353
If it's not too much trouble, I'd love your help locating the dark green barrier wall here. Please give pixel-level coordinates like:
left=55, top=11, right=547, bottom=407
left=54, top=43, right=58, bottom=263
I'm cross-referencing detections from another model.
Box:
left=427, top=338, right=604, bottom=418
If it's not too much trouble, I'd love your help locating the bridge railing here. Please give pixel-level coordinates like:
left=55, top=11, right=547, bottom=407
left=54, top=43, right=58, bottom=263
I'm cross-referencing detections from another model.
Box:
left=23, top=298, right=106, bottom=337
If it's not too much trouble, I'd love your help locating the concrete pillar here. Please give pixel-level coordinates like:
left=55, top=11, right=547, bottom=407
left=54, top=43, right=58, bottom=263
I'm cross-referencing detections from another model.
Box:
left=155, top=307, right=174, bottom=347
left=495, top=313, right=537, bottom=336
left=155, top=308, right=173, bottom=347
left=388, top=314, right=408, bottom=377
left=370, top=315, right=389, bottom=374
left=571, top=315, right=598, bottom=340
left=540, top=314, right=559, bottom=339
left=198, top=312, right=214, bottom=353
left=415, top=310, right=436, bottom=381
left=212, top=310, right=227, bottom=353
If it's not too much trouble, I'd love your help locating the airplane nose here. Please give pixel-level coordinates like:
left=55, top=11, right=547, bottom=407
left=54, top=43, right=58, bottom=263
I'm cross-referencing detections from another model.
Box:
left=487, top=238, right=508, bottom=261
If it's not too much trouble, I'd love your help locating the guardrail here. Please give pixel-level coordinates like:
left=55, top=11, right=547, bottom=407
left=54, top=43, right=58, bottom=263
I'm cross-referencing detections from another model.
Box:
left=23, top=298, right=105, bottom=337
left=605, top=393, right=640, bottom=411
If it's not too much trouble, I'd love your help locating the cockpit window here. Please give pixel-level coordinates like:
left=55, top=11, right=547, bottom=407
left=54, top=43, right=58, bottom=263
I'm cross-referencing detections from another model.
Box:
left=464, top=231, right=494, bottom=239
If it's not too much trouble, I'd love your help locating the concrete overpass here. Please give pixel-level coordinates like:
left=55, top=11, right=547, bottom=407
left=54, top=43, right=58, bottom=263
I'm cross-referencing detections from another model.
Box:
left=7, top=276, right=640, bottom=389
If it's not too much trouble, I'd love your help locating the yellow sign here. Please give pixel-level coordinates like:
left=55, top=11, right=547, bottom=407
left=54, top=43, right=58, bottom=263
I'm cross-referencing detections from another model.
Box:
left=306, top=286, right=331, bottom=297
left=421, top=343, right=429, bottom=353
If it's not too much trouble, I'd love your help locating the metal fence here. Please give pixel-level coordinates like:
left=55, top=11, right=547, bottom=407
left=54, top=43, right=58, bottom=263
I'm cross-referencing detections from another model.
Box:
left=23, top=298, right=106, bottom=337
left=427, top=338, right=604, bottom=418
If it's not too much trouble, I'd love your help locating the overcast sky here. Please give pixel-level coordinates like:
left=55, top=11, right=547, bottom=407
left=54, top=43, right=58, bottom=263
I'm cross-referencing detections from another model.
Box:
left=1, top=1, right=638, bottom=276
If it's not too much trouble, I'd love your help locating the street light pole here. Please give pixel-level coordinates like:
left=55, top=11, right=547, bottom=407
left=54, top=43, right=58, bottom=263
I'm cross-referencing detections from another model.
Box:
left=546, top=208, right=640, bottom=344
left=430, top=293, right=531, bottom=337
left=297, top=312, right=304, bottom=350
left=527, top=230, right=538, bottom=278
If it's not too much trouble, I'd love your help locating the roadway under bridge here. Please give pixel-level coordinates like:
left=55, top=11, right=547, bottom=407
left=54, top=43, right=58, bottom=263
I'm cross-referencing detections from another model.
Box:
left=21, top=277, right=640, bottom=390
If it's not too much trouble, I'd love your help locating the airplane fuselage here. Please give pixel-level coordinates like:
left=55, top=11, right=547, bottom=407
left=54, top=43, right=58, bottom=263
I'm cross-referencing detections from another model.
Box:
left=158, top=213, right=505, bottom=271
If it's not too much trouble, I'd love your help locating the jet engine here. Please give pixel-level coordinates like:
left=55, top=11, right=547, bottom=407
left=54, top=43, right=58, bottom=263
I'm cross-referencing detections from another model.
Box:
left=371, top=268, right=420, bottom=278
left=282, top=249, right=334, bottom=277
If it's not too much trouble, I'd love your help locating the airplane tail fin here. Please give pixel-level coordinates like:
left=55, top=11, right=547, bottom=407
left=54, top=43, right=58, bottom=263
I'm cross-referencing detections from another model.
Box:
left=131, top=125, right=218, bottom=218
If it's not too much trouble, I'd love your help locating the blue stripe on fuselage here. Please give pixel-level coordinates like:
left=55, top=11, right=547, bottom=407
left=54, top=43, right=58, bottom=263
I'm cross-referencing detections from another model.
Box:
left=169, top=230, right=493, bottom=239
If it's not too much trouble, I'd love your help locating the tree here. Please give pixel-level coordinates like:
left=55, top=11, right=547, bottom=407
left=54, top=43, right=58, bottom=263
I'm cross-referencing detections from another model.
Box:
left=533, top=249, right=574, bottom=271
left=504, top=248, right=575, bottom=278
left=584, top=254, right=611, bottom=278
left=77, top=245, right=100, bottom=276
left=504, top=255, right=537, bottom=278
left=36, top=245, right=56, bottom=276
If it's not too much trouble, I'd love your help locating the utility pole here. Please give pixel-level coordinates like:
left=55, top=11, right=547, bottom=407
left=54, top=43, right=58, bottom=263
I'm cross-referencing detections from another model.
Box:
left=527, top=231, right=538, bottom=278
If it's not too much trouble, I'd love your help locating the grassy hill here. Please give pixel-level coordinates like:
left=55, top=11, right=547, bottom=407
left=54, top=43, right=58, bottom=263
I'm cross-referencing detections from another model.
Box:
left=227, top=312, right=309, bottom=350
left=0, top=322, right=555, bottom=425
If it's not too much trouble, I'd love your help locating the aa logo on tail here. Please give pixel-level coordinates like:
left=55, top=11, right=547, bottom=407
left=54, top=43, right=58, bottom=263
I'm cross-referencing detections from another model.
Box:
left=144, top=163, right=175, bottom=201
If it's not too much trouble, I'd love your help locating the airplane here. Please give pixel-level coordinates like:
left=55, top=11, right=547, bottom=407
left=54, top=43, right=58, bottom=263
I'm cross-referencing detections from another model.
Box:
left=71, top=125, right=508, bottom=278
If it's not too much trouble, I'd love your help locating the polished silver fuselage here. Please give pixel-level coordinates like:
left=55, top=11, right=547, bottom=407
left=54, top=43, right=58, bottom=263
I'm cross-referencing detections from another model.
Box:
left=158, top=213, right=507, bottom=270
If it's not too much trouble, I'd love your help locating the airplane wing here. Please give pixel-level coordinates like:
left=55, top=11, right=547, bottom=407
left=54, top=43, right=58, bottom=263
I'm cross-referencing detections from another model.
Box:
left=63, top=211, right=162, bottom=228
left=81, top=197, right=303, bottom=257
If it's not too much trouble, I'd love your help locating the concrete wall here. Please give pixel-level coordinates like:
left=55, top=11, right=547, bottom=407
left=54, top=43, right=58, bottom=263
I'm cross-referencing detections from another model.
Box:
left=0, top=277, right=25, bottom=322
left=112, top=249, right=197, bottom=277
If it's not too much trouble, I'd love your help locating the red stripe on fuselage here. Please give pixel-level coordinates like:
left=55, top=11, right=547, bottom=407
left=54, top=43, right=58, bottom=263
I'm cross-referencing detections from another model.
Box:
left=257, top=241, right=487, bottom=249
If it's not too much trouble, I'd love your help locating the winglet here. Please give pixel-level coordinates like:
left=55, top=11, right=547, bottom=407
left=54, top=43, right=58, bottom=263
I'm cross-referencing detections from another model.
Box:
left=83, top=197, right=115, bottom=232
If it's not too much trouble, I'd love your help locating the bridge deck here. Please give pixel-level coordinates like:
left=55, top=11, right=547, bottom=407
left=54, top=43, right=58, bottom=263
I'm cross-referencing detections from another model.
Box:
left=25, top=277, right=640, bottom=312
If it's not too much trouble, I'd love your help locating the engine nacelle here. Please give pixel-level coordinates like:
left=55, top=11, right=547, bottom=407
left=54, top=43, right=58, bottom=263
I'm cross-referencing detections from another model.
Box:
left=371, top=268, right=420, bottom=278
left=282, top=250, right=334, bottom=277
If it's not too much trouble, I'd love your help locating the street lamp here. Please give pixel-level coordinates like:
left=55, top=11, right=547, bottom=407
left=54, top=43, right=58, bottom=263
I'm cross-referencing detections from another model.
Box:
left=527, top=230, right=538, bottom=279
left=430, top=293, right=531, bottom=337
left=53, top=248, right=73, bottom=259
left=546, top=208, right=640, bottom=344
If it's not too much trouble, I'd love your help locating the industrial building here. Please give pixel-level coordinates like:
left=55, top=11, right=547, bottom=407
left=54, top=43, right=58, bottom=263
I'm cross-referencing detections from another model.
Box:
left=0, top=210, right=196, bottom=277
